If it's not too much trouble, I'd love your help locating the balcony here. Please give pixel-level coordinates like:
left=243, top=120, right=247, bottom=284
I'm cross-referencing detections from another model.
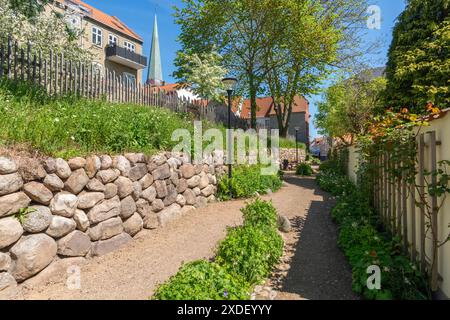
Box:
left=105, top=45, right=147, bottom=70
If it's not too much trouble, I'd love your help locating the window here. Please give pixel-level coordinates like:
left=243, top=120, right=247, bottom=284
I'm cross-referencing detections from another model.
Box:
left=123, top=72, right=136, bottom=88
left=92, top=27, right=102, bottom=46
left=109, top=34, right=118, bottom=46
left=124, top=41, right=135, bottom=52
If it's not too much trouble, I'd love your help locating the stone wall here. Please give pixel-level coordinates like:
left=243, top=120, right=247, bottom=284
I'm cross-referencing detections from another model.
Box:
left=279, top=148, right=306, bottom=165
left=0, top=152, right=225, bottom=294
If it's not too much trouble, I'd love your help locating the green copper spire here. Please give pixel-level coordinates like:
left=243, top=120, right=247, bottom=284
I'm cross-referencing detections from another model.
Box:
left=147, top=14, right=163, bottom=86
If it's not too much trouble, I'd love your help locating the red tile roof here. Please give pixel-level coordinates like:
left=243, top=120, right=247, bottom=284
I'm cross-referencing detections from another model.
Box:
left=238, top=96, right=309, bottom=119
left=67, top=0, right=143, bottom=42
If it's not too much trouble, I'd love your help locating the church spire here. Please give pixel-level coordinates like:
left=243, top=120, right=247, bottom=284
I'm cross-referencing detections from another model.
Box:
left=147, top=14, right=163, bottom=86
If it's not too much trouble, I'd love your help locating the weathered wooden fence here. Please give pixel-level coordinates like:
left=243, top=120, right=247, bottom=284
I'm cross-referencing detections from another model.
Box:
left=348, top=110, right=450, bottom=298
left=0, top=35, right=247, bottom=128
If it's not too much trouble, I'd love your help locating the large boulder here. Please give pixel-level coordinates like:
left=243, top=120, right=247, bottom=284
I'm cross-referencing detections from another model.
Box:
left=183, top=189, right=197, bottom=206
left=152, top=164, right=171, bottom=181
left=10, top=234, right=57, bottom=282
left=176, top=194, right=186, bottom=207
left=17, top=158, right=46, bottom=182
left=0, top=157, right=17, bottom=174
left=128, top=164, right=148, bottom=182
left=0, top=173, right=23, bottom=196
left=123, top=213, right=143, bottom=236
left=100, top=155, right=113, bottom=170
left=46, top=216, right=76, bottom=238
left=113, top=156, right=131, bottom=177
left=64, top=169, right=89, bottom=194
left=57, top=231, right=91, bottom=257
left=50, top=192, right=79, bottom=218
left=0, top=217, right=23, bottom=249
left=22, top=206, right=52, bottom=233
left=0, top=192, right=31, bottom=217
left=163, top=185, right=178, bottom=206
left=158, top=203, right=182, bottom=227
left=132, top=181, right=142, bottom=201
left=55, top=158, right=72, bottom=179
left=90, top=233, right=132, bottom=257
left=68, top=157, right=86, bottom=170
left=0, top=253, right=11, bottom=272
left=86, top=178, right=105, bottom=192
left=43, top=174, right=64, bottom=192
left=152, top=199, right=165, bottom=212
left=73, top=209, right=90, bottom=232
left=87, top=196, right=120, bottom=224
left=177, top=178, right=188, bottom=193
left=0, top=272, right=17, bottom=292
left=104, top=183, right=118, bottom=199
left=139, top=174, right=154, bottom=190
left=154, top=180, right=168, bottom=198
left=195, top=196, right=208, bottom=209
left=198, top=172, right=210, bottom=189
left=120, top=196, right=136, bottom=219
left=23, top=182, right=53, bottom=205
left=43, top=158, right=57, bottom=174
left=96, top=169, right=120, bottom=184
left=77, top=192, right=105, bottom=210
left=114, top=176, right=133, bottom=199
left=85, top=156, right=101, bottom=178
left=187, top=175, right=201, bottom=188
left=201, top=185, right=215, bottom=197
left=141, top=186, right=157, bottom=202
left=180, top=164, right=195, bottom=179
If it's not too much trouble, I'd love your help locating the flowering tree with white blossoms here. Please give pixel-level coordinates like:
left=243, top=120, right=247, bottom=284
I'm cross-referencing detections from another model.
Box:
left=0, top=0, right=91, bottom=62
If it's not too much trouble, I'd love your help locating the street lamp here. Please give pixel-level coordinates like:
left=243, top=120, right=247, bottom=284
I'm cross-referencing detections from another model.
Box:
left=294, top=126, right=300, bottom=164
left=222, top=77, right=238, bottom=199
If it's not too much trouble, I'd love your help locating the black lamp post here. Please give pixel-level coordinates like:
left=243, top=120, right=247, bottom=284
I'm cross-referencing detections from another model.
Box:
left=295, top=126, right=300, bottom=163
left=222, top=77, right=238, bottom=199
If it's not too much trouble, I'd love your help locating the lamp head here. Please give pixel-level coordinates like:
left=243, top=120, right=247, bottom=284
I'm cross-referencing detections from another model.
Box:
left=222, top=77, right=238, bottom=92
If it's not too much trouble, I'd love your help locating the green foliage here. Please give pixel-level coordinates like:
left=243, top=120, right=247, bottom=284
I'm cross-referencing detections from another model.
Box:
left=176, top=51, right=227, bottom=102
left=385, top=0, right=450, bottom=112
left=217, top=165, right=283, bottom=200
left=279, top=138, right=306, bottom=149
left=295, top=163, right=313, bottom=176
left=7, top=0, right=49, bottom=19
left=216, top=225, right=283, bottom=285
left=14, top=207, right=34, bottom=225
left=152, top=199, right=283, bottom=300
left=241, top=198, right=278, bottom=229
left=152, top=260, right=251, bottom=300
left=318, top=166, right=430, bottom=300
left=0, top=80, right=194, bottom=158
left=315, top=73, right=387, bottom=141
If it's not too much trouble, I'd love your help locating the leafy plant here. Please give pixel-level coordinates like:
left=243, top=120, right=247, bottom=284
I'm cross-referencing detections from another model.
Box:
left=15, top=207, right=34, bottom=225
left=241, top=198, right=278, bottom=229
left=152, top=260, right=251, bottom=300
left=216, top=225, right=283, bottom=285
left=295, top=163, right=313, bottom=176
left=217, top=165, right=283, bottom=200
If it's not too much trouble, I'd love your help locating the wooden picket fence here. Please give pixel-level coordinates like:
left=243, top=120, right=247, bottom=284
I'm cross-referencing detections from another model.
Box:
left=0, top=34, right=247, bottom=128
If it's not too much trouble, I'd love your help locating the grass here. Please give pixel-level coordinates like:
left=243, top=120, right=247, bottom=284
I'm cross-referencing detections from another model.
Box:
left=279, top=138, right=306, bottom=149
left=0, top=80, right=195, bottom=159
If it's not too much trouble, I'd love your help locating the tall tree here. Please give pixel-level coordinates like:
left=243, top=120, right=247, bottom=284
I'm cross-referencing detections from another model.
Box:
left=385, top=0, right=450, bottom=113
left=8, top=0, right=49, bottom=19
left=315, top=71, right=387, bottom=144
left=174, top=0, right=282, bottom=129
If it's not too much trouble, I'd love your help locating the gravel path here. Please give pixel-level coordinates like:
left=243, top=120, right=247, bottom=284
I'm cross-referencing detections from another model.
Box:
left=15, top=174, right=356, bottom=300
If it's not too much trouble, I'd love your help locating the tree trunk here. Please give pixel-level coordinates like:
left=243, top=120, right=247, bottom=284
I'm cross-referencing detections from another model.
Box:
left=249, top=73, right=257, bottom=129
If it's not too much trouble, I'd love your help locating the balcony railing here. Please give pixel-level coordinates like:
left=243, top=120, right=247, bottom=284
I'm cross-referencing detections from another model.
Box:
left=105, top=45, right=147, bottom=70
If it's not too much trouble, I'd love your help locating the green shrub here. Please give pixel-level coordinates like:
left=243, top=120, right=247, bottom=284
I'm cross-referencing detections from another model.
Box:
left=318, top=165, right=430, bottom=300
left=216, top=225, right=283, bottom=285
left=241, top=198, right=277, bottom=229
left=217, top=165, right=283, bottom=200
left=152, top=260, right=251, bottom=300
left=295, top=163, right=313, bottom=176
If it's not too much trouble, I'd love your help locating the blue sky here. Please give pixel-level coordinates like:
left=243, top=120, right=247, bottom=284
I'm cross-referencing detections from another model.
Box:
left=86, top=0, right=406, bottom=139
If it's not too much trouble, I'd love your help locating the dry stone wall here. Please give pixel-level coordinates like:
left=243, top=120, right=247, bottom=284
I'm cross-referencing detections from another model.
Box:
left=0, top=152, right=226, bottom=293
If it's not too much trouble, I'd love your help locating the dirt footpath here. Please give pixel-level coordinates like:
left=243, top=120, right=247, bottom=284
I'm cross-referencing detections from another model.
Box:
left=13, top=174, right=356, bottom=300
